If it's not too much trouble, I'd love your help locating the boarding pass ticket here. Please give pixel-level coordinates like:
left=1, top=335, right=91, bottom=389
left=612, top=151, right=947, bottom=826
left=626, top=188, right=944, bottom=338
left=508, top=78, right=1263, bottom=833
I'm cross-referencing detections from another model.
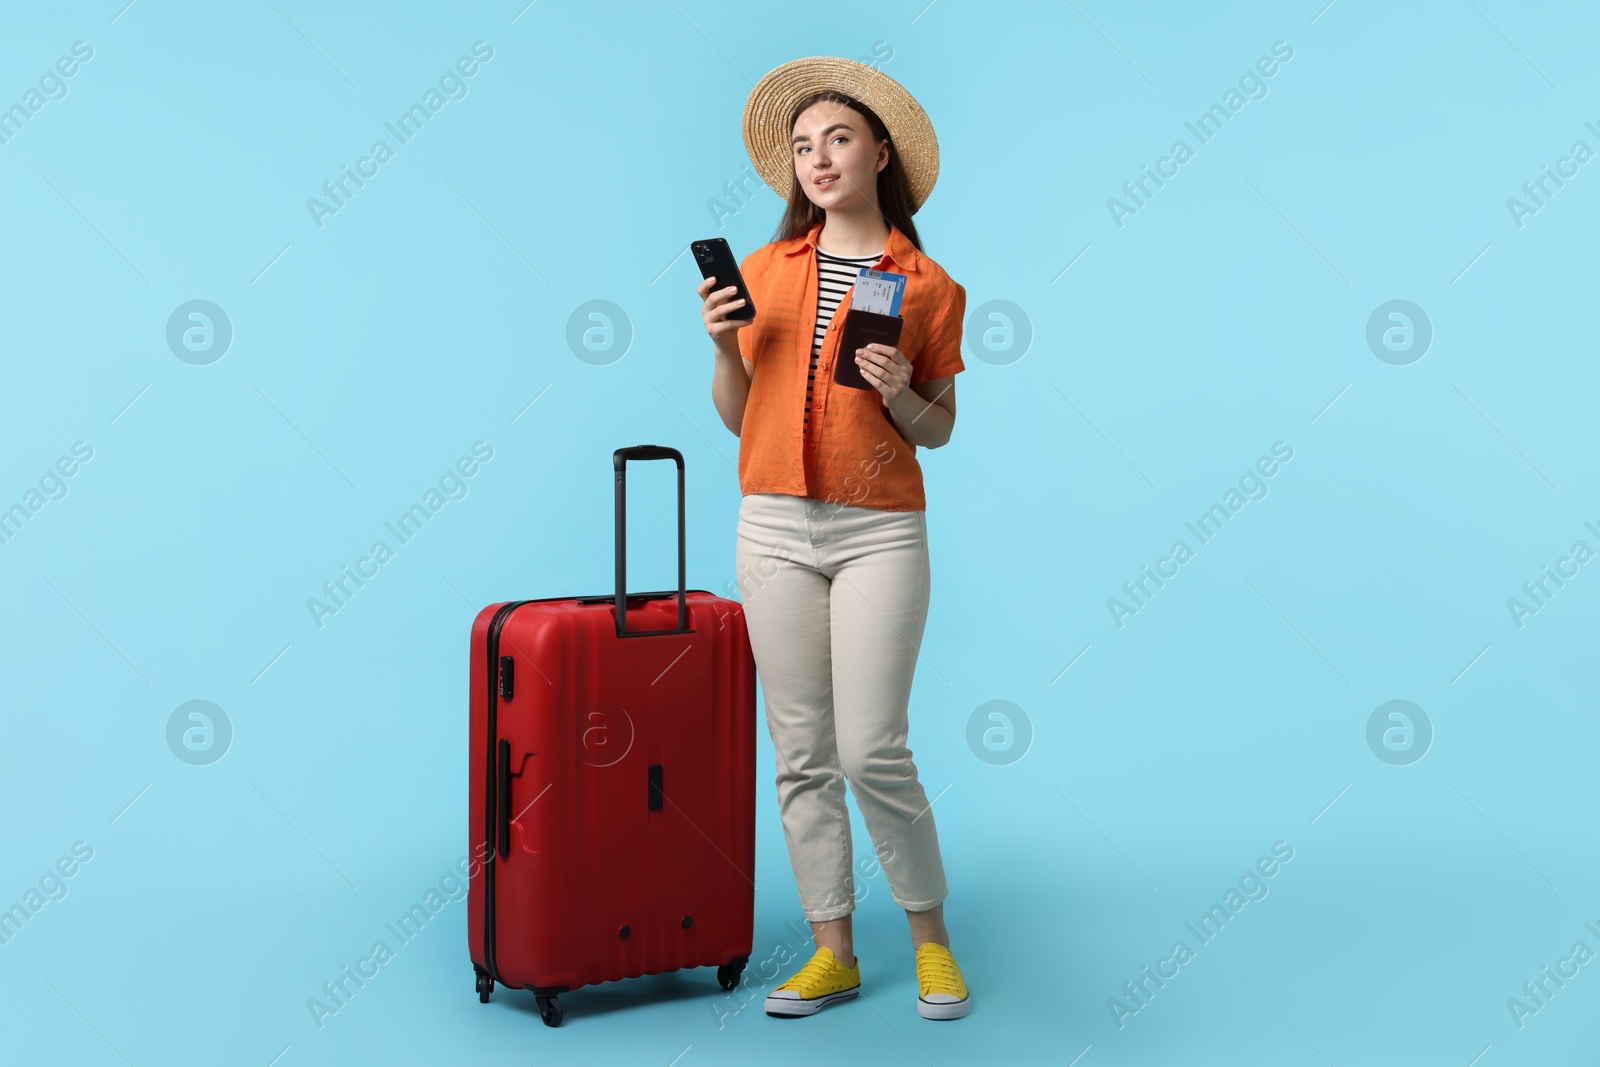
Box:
left=850, top=268, right=907, bottom=316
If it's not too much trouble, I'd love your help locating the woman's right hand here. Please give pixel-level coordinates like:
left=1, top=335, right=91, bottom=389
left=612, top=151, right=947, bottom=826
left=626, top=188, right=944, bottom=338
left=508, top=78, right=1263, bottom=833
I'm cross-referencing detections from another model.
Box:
left=698, top=276, right=752, bottom=353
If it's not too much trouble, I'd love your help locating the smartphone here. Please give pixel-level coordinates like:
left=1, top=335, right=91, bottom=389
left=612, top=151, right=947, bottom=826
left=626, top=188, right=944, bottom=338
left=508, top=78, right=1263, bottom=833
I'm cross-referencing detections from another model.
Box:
left=691, top=238, right=755, bottom=321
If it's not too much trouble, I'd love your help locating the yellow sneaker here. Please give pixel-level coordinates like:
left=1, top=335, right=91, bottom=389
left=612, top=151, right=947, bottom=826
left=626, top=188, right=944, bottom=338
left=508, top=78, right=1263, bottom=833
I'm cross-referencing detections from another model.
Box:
left=915, top=942, right=971, bottom=1019
left=764, top=946, right=861, bottom=1017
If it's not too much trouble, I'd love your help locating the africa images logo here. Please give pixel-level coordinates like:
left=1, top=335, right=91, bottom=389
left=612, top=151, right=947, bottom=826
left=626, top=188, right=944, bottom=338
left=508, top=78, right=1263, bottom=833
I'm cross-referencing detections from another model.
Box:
left=305, top=41, right=494, bottom=229
left=306, top=442, right=493, bottom=629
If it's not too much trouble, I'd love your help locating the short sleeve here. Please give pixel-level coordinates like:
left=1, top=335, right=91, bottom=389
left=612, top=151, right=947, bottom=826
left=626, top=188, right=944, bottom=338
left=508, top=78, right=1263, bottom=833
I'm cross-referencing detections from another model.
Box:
left=735, top=251, right=762, bottom=363
left=911, top=279, right=966, bottom=386
left=737, top=316, right=756, bottom=363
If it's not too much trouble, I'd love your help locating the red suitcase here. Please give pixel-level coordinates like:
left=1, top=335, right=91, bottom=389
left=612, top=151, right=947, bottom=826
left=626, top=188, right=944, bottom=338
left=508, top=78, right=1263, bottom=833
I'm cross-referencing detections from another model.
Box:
left=467, top=445, right=757, bottom=1027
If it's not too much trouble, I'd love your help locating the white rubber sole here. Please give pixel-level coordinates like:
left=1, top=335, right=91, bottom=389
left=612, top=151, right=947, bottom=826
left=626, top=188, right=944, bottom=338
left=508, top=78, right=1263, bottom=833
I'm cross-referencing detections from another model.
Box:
left=918, top=993, right=971, bottom=1020
left=764, top=986, right=860, bottom=1017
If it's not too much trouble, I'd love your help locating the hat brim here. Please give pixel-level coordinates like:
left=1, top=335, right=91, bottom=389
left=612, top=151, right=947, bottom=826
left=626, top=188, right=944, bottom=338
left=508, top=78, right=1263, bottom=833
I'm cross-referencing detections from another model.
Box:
left=742, top=56, right=939, bottom=214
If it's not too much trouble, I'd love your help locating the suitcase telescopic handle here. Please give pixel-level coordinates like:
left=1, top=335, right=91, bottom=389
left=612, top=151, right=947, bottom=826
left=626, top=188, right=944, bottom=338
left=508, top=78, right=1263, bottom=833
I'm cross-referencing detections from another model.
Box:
left=612, top=445, right=690, bottom=638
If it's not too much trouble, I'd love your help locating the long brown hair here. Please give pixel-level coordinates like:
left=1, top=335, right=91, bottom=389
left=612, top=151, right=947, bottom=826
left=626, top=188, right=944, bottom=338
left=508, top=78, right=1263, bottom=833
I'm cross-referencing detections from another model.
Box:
left=771, top=91, right=922, bottom=251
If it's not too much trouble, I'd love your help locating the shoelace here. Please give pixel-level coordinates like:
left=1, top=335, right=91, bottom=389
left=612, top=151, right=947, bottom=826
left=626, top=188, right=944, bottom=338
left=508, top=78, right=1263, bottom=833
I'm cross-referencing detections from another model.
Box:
left=778, top=952, right=847, bottom=992
left=917, top=951, right=961, bottom=993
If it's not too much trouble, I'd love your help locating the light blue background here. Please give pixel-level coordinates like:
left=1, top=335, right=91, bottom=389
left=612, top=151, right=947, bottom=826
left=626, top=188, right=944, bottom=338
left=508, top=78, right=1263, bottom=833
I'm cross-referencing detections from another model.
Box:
left=2, top=1, right=1596, bottom=1064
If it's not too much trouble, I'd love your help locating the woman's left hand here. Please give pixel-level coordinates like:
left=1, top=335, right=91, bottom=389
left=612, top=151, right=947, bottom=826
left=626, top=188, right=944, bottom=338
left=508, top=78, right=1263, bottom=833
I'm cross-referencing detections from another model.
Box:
left=854, top=343, right=913, bottom=408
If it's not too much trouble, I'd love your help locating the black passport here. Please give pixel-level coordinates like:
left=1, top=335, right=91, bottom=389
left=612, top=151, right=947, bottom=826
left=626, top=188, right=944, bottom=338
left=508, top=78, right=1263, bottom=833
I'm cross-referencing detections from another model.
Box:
left=832, top=308, right=905, bottom=391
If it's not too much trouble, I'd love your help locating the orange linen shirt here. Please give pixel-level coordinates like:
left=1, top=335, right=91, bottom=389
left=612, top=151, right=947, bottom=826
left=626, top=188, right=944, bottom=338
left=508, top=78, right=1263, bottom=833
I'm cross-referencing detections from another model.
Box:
left=736, top=220, right=966, bottom=513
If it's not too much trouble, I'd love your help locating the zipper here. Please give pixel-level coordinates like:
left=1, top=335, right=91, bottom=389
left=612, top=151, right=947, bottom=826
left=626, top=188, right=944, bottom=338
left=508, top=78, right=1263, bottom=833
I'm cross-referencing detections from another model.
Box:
left=482, top=599, right=532, bottom=986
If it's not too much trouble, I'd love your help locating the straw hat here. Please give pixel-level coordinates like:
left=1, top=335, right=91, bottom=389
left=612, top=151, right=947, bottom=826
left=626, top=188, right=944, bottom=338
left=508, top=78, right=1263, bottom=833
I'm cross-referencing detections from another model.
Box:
left=742, top=56, right=940, bottom=213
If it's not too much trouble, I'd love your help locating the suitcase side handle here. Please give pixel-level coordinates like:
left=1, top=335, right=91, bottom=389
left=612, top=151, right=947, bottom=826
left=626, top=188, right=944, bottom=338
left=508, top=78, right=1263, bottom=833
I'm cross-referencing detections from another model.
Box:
left=497, top=738, right=512, bottom=859
left=612, top=445, right=690, bottom=638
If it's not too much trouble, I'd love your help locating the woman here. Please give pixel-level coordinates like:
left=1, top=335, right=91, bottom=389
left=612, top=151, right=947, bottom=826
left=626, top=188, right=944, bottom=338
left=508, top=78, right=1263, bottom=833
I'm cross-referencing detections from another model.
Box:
left=696, top=56, right=970, bottom=1021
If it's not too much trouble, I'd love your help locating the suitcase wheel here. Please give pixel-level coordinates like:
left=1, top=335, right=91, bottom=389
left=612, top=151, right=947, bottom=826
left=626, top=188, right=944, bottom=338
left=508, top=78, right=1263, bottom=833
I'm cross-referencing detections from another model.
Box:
left=475, top=972, right=493, bottom=1004
left=717, top=959, right=748, bottom=991
left=538, top=995, right=563, bottom=1028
